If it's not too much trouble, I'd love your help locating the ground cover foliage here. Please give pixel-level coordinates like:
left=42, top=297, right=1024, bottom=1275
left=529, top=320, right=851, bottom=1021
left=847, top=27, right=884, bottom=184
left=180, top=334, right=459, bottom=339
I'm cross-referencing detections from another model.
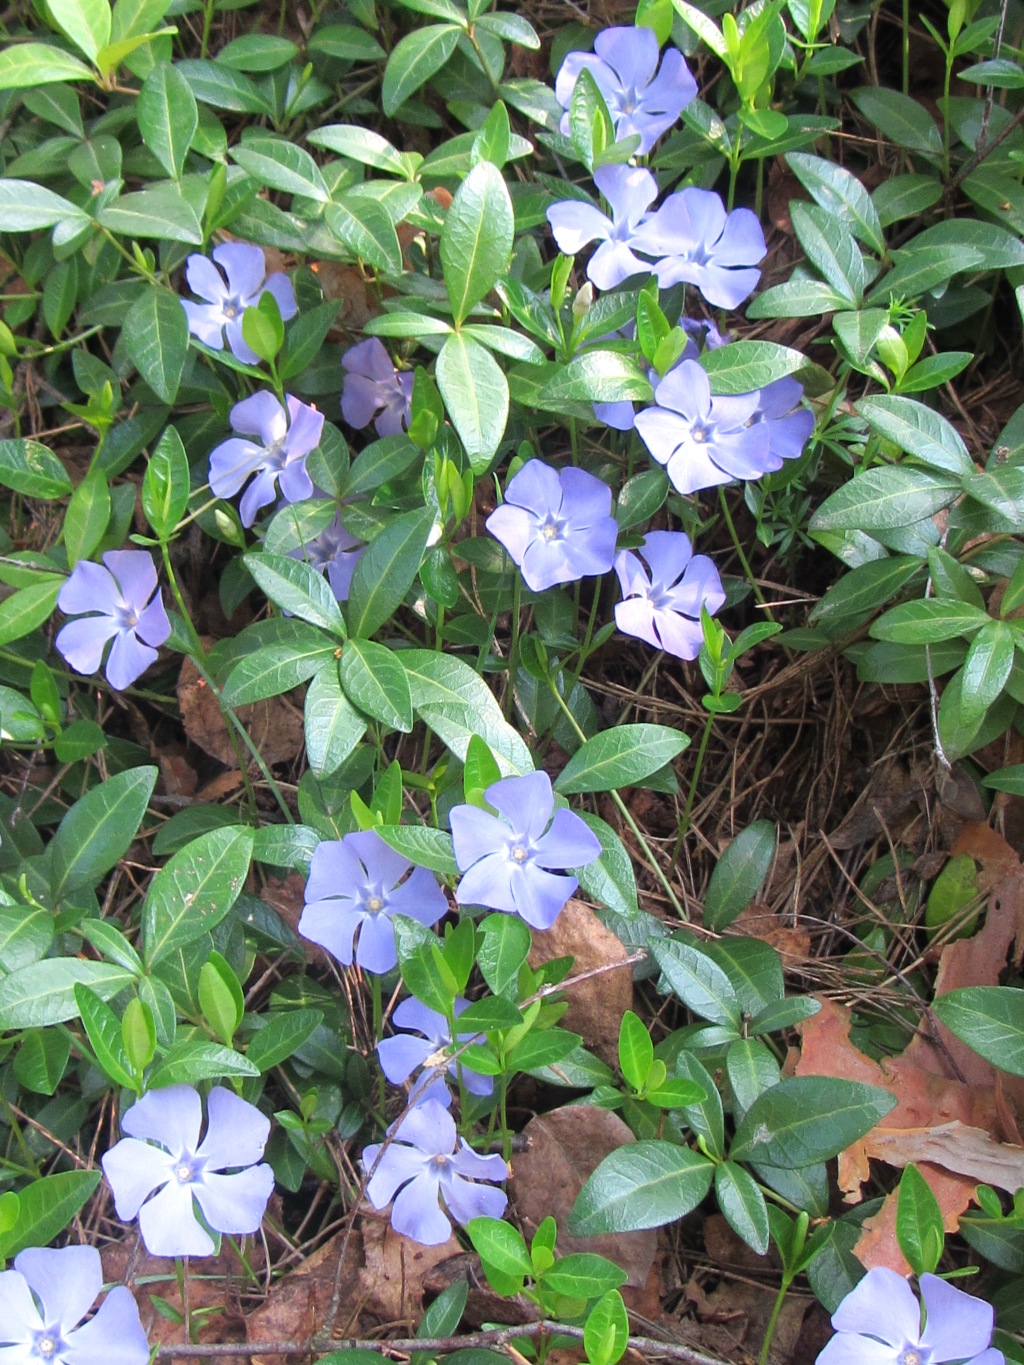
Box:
left=2, top=0, right=1024, bottom=1360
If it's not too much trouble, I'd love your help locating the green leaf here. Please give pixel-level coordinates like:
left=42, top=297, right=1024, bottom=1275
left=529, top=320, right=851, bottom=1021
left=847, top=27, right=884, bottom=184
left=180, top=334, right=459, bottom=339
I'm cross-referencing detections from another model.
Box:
left=896, top=1163, right=944, bottom=1276
left=568, top=1141, right=714, bottom=1234
left=381, top=23, right=461, bottom=115
left=960, top=620, right=1015, bottom=726
left=74, top=984, right=136, bottom=1088
left=50, top=766, right=157, bottom=900
left=401, top=649, right=533, bottom=775
left=0, top=1171, right=101, bottom=1261
left=554, top=724, right=690, bottom=794
left=0, top=440, right=73, bottom=499
left=855, top=396, right=973, bottom=475
left=731, top=1077, right=897, bottom=1166
left=138, top=62, right=197, bottom=178
left=122, top=286, right=189, bottom=404
left=715, top=1161, right=770, bottom=1255
left=0, top=44, right=94, bottom=91
left=933, top=987, right=1024, bottom=1076
left=748, top=278, right=854, bottom=320
left=221, top=619, right=338, bottom=704
left=786, top=151, right=885, bottom=255
left=64, top=468, right=110, bottom=567
left=466, top=1217, right=531, bottom=1295
left=477, top=913, right=531, bottom=996
left=247, top=1008, right=324, bottom=1072
left=148, top=1039, right=258, bottom=1086
left=866, top=245, right=986, bottom=306
left=176, top=59, right=274, bottom=115
left=704, top=820, right=777, bottom=931
left=962, top=467, right=1024, bottom=526
left=142, top=424, right=191, bottom=539
left=790, top=202, right=864, bottom=304
left=217, top=33, right=297, bottom=70
left=651, top=938, right=741, bottom=1029
left=537, top=351, right=652, bottom=406
left=47, top=0, right=111, bottom=60
left=0, top=179, right=87, bottom=230
left=0, top=960, right=137, bottom=1029
left=98, top=184, right=203, bottom=244
left=303, top=666, right=367, bottom=778
left=346, top=506, right=435, bottom=638
left=14, top=1028, right=71, bottom=1095
left=870, top=599, right=989, bottom=644
left=436, top=333, right=509, bottom=472
left=142, top=826, right=254, bottom=966
left=583, top=1290, right=629, bottom=1365
left=700, top=340, right=809, bottom=393
left=440, top=160, right=514, bottom=325
left=374, top=825, right=458, bottom=876
left=575, top=812, right=640, bottom=917
left=0, top=580, right=62, bottom=649
left=232, top=135, right=329, bottom=203
left=850, top=87, right=942, bottom=156
left=618, top=1010, right=654, bottom=1092
left=904, top=218, right=1024, bottom=271
left=543, top=1253, right=627, bottom=1298
left=810, top=466, right=960, bottom=533
left=244, top=551, right=346, bottom=636
left=339, top=639, right=413, bottom=731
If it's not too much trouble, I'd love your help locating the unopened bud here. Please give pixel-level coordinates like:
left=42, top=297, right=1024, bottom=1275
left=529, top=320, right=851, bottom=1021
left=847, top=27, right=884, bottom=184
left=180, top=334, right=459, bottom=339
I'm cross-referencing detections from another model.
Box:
left=571, top=283, right=594, bottom=321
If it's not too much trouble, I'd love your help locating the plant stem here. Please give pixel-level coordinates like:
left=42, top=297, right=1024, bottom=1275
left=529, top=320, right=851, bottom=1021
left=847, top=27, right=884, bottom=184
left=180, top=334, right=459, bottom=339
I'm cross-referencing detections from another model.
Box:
left=759, top=1275, right=792, bottom=1365
left=718, top=487, right=772, bottom=617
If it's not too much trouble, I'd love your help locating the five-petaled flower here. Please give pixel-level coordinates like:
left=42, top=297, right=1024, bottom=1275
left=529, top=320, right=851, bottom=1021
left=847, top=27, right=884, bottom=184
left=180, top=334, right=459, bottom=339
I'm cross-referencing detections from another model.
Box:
left=749, top=377, right=815, bottom=465
left=547, top=165, right=658, bottom=291
left=181, top=243, right=296, bottom=366
left=299, top=830, right=447, bottom=975
left=451, top=769, right=601, bottom=929
left=208, top=391, right=323, bottom=528
left=289, top=511, right=364, bottom=602
left=614, top=531, right=725, bottom=660
left=363, top=1098, right=508, bottom=1246
left=634, top=359, right=772, bottom=495
left=555, top=26, right=697, bottom=155
left=0, top=1246, right=149, bottom=1365
left=56, top=550, right=170, bottom=691
left=486, top=459, right=618, bottom=593
left=378, top=997, right=493, bottom=1098
left=101, top=1084, right=275, bottom=1257
left=341, top=338, right=414, bottom=438
left=632, top=187, right=766, bottom=310
left=816, top=1266, right=1003, bottom=1365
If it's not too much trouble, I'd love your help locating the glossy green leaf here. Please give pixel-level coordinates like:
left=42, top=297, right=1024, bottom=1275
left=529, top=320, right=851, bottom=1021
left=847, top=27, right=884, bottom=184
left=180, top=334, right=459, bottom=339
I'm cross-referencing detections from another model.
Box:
left=303, top=666, right=367, bottom=778
left=810, top=466, right=960, bottom=533
left=142, top=825, right=254, bottom=966
left=436, top=332, right=509, bottom=471
left=704, top=821, right=777, bottom=930
left=700, top=340, right=809, bottom=393
left=346, top=506, right=435, bottom=638
left=850, top=87, right=942, bottom=156
left=74, top=984, right=135, bottom=1089
left=0, top=44, right=94, bottom=91
left=247, top=1008, right=324, bottom=1072
left=651, top=938, right=741, bottom=1029
left=221, top=619, right=337, bottom=704
left=245, top=552, right=346, bottom=636
left=855, top=396, right=973, bottom=475
left=147, top=1039, right=259, bottom=1086
left=568, top=1141, right=714, bottom=1234
left=933, top=987, right=1024, bottom=1076
left=122, top=286, right=189, bottom=404
left=896, top=1163, right=944, bottom=1276
left=0, top=960, right=136, bottom=1029
left=138, top=62, right=197, bottom=178
left=142, top=424, right=190, bottom=539
left=0, top=1171, right=101, bottom=1260
left=440, top=160, right=514, bottom=325
left=715, top=1161, right=770, bottom=1255
left=381, top=23, right=461, bottom=115
left=374, top=824, right=458, bottom=876
left=98, top=185, right=203, bottom=243
left=786, top=151, right=885, bottom=255
left=232, top=134, right=329, bottom=202
left=339, top=638, right=413, bottom=731
left=401, top=649, right=533, bottom=775
left=0, top=440, right=73, bottom=499
left=554, top=724, right=690, bottom=794
left=731, top=1077, right=897, bottom=1166
left=50, top=766, right=157, bottom=900
left=0, top=580, right=62, bottom=649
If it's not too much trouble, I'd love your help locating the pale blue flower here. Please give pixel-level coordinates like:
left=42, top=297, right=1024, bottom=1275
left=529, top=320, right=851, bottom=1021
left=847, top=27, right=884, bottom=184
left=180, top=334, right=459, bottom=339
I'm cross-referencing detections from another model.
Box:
left=363, top=1098, right=507, bottom=1245
left=341, top=338, right=413, bottom=437
left=486, top=459, right=618, bottom=592
left=614, top=531, right=725, bottom=660
left=632, top=188, right=766, bottom=310
left=0, top=1246, right=149, bottom=1365
left=56, top=550, right=170, bottom=691
left=817, top=1266, right=1003, bottom=1365
left=299, top=830, right=447, bottom=974
left=182, top=243, right=296, bottom=365
left=208, top=391, right=322, bottom=527
left=451, top=770, right=601, bottom=930
left=289, top=511, right=364, bottom=602
left=547, top=165, right=658, bottom=290
left=555, top=26, right=697, bottom=154
left=378, top=997, right=493, bottom=1098
left=750, top=377, right=815, bottom=463
left=101, top=1085, right=275, bottom=1258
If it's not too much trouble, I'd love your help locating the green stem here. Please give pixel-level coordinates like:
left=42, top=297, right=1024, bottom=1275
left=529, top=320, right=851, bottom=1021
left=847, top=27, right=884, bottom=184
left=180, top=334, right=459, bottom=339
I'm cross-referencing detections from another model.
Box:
left=902, top=0, right=910, bottom=96
left=718, top=487, right=772, bottom=617
left=371, top=976, right=386, bottom=1118
left=677, top=707, right=715, bottom=842
left=759, top=1275, right=793, bottom=1365
left=546, top=678, right=686, bottom=920
left=200, top=0, right=214, bottom=58
left=504, top=575, right=522, bottom=720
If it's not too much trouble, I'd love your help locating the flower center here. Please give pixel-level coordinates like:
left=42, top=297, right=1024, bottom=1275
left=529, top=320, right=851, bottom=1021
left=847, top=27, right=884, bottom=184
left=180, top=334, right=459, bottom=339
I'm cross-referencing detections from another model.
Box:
left=222, top=299, right=241, bottom=320
left=263, top=435, right=289, bottom=470
left=366, top=895, right=384, bottom=913
left=509, top=843, right=529, bottom=864
left=899, top=1350, right=929, bottom=1365
left=115, top=602, right=139, bottom=630
left=691, top=424, right=710, bottom=444
left=175, top=1161, right=194, bottom=1184
left=539, top=515, right=565, bottom=542
left=34, top=1333, right=61, bottom=1360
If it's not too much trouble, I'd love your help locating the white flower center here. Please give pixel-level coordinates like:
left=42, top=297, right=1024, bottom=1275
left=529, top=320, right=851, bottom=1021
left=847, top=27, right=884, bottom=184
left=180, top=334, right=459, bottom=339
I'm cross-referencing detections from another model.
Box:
left=35, top=1336, right=58, bottom=1359
left=691, top=425, right=709, bottom=444
left=899, top=1351, right=926, bottom=1365
left=223, top=301, right=240, bottom=319
left=175, top=1161, right=194, bottom=1184
left=510, top=843, right=529, bottom=863
left=366, top=895, right=384, bottom=913
left=538, top=514, right=565, bottom=542
left=115, top=602, right=139, bottom=630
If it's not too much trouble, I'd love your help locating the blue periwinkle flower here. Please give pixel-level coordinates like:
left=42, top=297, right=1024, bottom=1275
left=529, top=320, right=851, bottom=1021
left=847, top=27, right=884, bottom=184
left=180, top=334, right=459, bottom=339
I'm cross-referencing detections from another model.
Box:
left=547, top=164, right=657, bottom=290
left=634, top=359, right=772, bottom=495
left=0, top=1246, right=149, bottom=1365
left=554, top=26, right=697, bottom=155
left=56, top=550, right=170, bottom=691
left=299, top=830, right=447, bottom=974
left=816, top=1266, right=1003, bottom=1365
left=208, top=391, right=323, bottom=527
left=341, top=338, right=414, bottom=438
left=289, top=511, right=364, bottom=602
left=378, top=997, right=493, bottom=1098
left=486, top=459, right=618, bottom=593
left=101, top=1085, right=275, bottom=1257
left=632, top=187, right=767, bottom=310
left=451, top=770, right=601, bottom=929
left=181, top=242, right=296, bottom=365
left=750, top=377, right=815, bottom=463
left=363, top=1098, right=507, bottom=1245
left=614, top=532, right=725, bottom=660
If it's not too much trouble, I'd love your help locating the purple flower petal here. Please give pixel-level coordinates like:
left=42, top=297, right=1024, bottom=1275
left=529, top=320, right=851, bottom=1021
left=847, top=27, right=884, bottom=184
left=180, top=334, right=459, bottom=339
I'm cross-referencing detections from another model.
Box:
left=815, top=1338, right=901, bottom=1365
left=57, top=560, right=121, bottom=617
left=185, top=255, right=229, bottom=306
left=191, top=1165, right=275, bottom=1236
left=919, top=1274, right=994, bottom=1363
left=454, top=854, right=517, bottom=914
left=378, top=1033, right=434, bottom=1084
left=354, top=910, right=399, bottom=973
left=390, top=1172, right=451, bottom=1245
left=56, top=617, right=120, bottom=678
left=441, top=1171, right=507, bottom=1226
left=196, top=1086, right=270, bottom=1171
left=533, top=808, right=601, bottom=869
left=121, top=1085, right=203, bottom=1155
left=297, top=898, right=363, bottom=965
left=831, top=1268, right=917, bottom=1347
left=64, top=1286, right=149, bottom=1365
left=485, top=769, right=554, bottom=842
left=223, top=315, right=261, bottom=365
left=594, top=24, right=659, bottom=94
left=138, top=1180, right=213, bottom=1258
left=135, top=593, right=172, bottom=649
left=511, top=864, right=577, bottom=929
left=101, top=1138, right=175, bottom=1219
left=12, top=1247, right=100, bottom=1331
left=364, top=1142, right=431, bottom=1207
left=284, top=395, right=325, bottom=458
left=343, top=337, right=395, bottom=383
left=213, top=242, right=266, bottom=301
left=262, top=272, right=298, bottom=321
left=230, top=391, right=288, bottom=446
left=450, top=806, right=511, bottom=876
left=104, top=629, right=157, bottom=691
left=180, top=301, right=229, bottom=349
left=546, top=201, right=614, bottom=256
left=239, top=467, right=282, bottom=527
